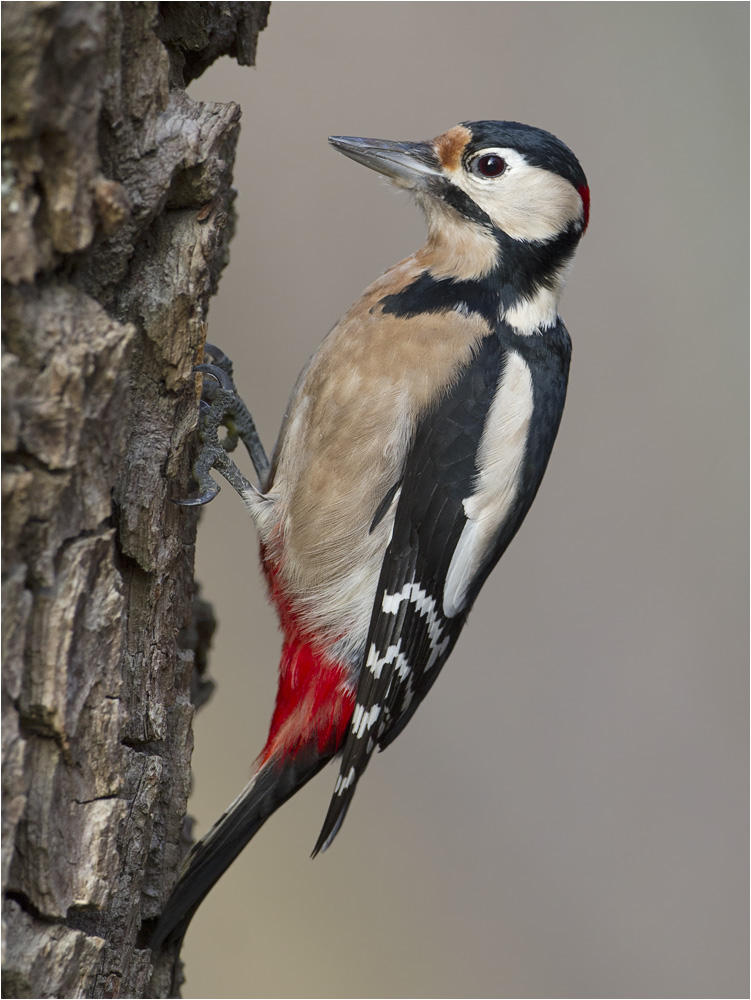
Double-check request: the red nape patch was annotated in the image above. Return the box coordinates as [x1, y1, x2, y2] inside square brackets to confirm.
[257, 547, 356, 767]
[578, 184, 590, 233]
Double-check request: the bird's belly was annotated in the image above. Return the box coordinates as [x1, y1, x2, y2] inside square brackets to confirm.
[261, 427, 405, 669]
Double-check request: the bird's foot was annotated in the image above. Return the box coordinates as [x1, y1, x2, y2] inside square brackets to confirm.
[175, 345, 269, 507]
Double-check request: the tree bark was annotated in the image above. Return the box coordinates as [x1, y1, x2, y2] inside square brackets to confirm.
[1, 3, 269, 996]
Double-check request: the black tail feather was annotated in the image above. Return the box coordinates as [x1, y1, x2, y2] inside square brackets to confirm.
[311, 742, 374, 858]
[151, 753, 328, 950]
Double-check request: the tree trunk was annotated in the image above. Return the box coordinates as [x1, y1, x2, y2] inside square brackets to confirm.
[1, 3, 269, 996]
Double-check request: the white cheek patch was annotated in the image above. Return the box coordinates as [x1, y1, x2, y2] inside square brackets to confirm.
[453, 148, 584, 243]
[443, 352, 534, 617]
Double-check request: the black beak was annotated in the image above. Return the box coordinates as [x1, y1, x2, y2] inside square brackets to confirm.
[328, 136, 441, 189]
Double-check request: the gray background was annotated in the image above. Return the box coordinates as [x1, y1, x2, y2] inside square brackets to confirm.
[185, 4, 748, 997]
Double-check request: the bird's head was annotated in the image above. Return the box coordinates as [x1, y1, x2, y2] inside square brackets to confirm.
[330, 122, 588, 321]
[329, 121, 588, 241]
[329, 121, 589, 332]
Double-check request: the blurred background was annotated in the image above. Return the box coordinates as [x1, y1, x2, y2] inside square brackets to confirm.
[186, 4, 748, 997]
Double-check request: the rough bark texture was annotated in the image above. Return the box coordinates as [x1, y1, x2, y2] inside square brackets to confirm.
[1, 3, 269, 996]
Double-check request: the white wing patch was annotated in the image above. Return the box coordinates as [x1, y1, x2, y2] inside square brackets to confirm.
[443, 351, 534, 617]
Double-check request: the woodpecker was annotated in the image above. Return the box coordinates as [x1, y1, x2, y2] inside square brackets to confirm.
[152, 121, 588, 948]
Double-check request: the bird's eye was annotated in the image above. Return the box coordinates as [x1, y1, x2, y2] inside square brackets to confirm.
[470, 154, 507, 178]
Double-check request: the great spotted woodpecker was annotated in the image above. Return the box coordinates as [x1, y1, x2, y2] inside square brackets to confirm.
[152, 121, 589, 948]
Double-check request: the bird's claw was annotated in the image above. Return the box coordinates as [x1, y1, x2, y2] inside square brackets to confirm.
[173, 482, 221, 507]
[203, 343, 233, 378]
[194, 362, 235, 393]
[174, 348, 257, 506]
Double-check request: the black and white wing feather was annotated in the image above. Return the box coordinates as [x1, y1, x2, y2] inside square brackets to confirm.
[313, 333, 508, 854]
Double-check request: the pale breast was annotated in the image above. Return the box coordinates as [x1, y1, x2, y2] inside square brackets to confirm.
[264, 255, 490, 663]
